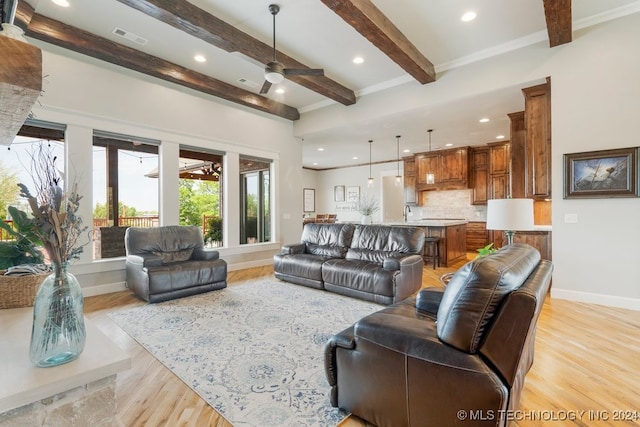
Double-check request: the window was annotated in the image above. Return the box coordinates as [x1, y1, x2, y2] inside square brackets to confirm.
[177, 148, 224, 247]
[240, 156, 271, 244]
[92, 133, 159, 259]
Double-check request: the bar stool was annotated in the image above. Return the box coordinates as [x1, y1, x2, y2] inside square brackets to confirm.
[423, 237, 440, 269]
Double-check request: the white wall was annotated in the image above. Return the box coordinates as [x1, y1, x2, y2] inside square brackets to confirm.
[297, 14, 640, 309]
[29, 46, 303, 295]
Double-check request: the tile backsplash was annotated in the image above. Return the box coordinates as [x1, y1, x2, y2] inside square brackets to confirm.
[410, 189, 487, 221]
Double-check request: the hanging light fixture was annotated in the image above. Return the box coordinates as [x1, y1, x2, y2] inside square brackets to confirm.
[367, 139, 374, 187]
[395, 135, 402, 185]
[426, 129, 435, 185]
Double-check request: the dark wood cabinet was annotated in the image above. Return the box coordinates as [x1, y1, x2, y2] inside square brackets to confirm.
[489, 173, 510, 199]
[466, 221, 489, 252]
[522, 79, 552, 199]
[490, 230, 552, 261]
[415, 147, 469, 191]
[403, 157, 418, 205]
[508, 111, 526, 198]
[470, 147, 489, 205]
[422, 223, 468, 267]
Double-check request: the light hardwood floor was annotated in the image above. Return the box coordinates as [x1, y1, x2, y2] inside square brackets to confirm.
[84, 259, 640, 427]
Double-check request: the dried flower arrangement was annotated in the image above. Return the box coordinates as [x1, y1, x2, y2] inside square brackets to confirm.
[18, 143, 89, 266]
[357, 193, 380, 216]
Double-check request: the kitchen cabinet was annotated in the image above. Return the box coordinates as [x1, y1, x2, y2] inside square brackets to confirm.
[423, 223, 468, 267]
[508, 111, 526, 198]
[415, 147, 469, 191]
[490, 230, 552, 261]
[466, 221, 489, 252]
[522, 78, 552, 199]
[403, 157, 418, 205]
[470, 147, 489, 205]
[489, 142, 510, 200]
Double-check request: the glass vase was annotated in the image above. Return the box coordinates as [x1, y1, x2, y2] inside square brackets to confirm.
[29, 262, 86, 367]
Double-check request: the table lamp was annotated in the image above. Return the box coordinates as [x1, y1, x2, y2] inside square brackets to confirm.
[486, 198, 534, 246]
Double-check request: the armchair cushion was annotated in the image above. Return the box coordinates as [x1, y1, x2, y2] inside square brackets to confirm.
[436, 243, 541, 353]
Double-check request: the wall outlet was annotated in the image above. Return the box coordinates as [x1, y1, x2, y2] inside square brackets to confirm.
[564, 213, 578, 223]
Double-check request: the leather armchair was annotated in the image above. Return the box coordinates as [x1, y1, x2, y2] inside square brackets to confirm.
[125, 225, 227, 303]
[325, 243, 553, 427]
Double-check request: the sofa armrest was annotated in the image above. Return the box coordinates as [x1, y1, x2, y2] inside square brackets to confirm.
[126, 254, 163, 268]
[324, 325, 355, 406]
[192, 247, 220, 261]
[383, 253, 422, 271]
[281, 243, 306, 255]
[416, 287, 444, 315]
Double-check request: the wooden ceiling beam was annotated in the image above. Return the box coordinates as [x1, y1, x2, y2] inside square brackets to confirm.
[321, 0, 435, 84]
[543, 0, 572, 47]
[115, 0, 356, 106]
[21, 13, 300, 120]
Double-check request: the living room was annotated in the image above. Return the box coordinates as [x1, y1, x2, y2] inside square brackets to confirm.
[1, 0, 640, 426]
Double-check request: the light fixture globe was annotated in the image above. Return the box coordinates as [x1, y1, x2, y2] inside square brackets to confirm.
[265, 61, 285, 84]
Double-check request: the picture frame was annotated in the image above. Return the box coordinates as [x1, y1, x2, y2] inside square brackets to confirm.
[564, 147, 639, 199]
[303, 188, 315, 212]
[334, 185, 345, 202]
[346, 186, 360, 202]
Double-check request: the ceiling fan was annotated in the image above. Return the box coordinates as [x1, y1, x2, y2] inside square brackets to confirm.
[260, 4, 324, 95]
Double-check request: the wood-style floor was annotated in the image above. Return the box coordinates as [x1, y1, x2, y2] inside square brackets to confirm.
[84, 258, 640, 427]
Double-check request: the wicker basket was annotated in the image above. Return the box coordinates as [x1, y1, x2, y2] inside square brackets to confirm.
[0, 270, 50, 309]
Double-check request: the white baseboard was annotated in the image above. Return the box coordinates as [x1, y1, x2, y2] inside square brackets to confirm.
[551, 288, 640, 311]
[228, 259, 273, 271]
[82, 281, 127, 298]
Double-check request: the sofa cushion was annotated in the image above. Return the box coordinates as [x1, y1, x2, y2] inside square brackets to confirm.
[346, 225, 424, 264]
[274, 253, 331, 282]
[154, 248, 194, 264]
[301, 223, 354, 258]
[436, 243, 541, 354]
[126, 225, 204, 256]
[322, 259, 396, 297]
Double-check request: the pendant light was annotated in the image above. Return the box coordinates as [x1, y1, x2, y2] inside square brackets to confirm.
[367, 139, 374, 187]
[395, 135, 402, 185]
[426, 129, 435, 185]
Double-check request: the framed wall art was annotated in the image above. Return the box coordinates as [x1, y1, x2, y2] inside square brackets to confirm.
[334, 185, 345, 202]
[346, 186, 360, 202]
[564, 147, 639, 199]
[303, 188, 315, 212]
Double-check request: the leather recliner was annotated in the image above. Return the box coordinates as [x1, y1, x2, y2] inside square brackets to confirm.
[325, 243, 553, 427]
[125, 225, 227, 303]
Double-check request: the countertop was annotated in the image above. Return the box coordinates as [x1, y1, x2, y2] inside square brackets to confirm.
[382, 219, 468, 227]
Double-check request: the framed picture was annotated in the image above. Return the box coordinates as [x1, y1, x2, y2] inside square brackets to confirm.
[303, 188, 315, 212]
[334, 185, 345, 202]
[346, 186, 360, 202]
[564, 147, 639, 199]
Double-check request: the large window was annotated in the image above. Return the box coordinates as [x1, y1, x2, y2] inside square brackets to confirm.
[92, 133, 159, 259]
[240, 156, 271, 244]
[177, 148, 224, 247]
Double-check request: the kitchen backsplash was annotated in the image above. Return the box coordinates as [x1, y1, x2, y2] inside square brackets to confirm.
[410, 189, 487, 221]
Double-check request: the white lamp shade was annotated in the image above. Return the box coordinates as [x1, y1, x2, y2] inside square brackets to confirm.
[486, 198, 534, 231]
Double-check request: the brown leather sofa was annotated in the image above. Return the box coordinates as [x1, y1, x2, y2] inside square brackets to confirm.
[325, 243, 553, 427]
[274, 223, 425, 305]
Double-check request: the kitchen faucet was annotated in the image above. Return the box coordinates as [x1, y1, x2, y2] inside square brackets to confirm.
[403, 204, 411, 222]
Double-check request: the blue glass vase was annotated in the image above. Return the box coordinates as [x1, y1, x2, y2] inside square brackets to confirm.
[29, 263, 86, 367]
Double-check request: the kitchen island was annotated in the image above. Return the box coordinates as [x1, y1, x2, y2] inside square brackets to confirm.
[383, 219, 468, 267]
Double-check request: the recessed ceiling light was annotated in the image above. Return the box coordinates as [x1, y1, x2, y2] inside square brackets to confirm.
[352, 56, 364, 64]
[317, 148, 324, 151]
[496, 134, 505, 139]
[275, 88, 285, 94]
[445, 143, 453, 147]
[52, 0, 70, 6]
[403, 149, 411, 153]
[194, 54, 206, 63]
[352, 156, 358, 160]
[479, 117, 490, 123]
[313, 162, 318, 166]
[461, 11, 477, 22]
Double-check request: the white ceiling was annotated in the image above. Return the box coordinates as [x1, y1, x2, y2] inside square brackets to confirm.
[26, 0, 640, 167]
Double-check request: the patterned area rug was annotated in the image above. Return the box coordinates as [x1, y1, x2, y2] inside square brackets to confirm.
[108, 277, 382, 426]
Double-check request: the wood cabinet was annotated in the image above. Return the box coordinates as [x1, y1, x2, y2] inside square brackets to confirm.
[423, 223, 468, 267]
[403, 157, 418, 205]
[466, 221, 489, 252]
[470, 147, 489, 205]
[490, 230, 552, 261]
[522, 79, 552, 199]
[508, 111, 526, 198]
[415, 147, 469, 191]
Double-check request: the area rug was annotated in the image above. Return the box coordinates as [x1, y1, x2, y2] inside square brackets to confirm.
[108, 277, 382, 426]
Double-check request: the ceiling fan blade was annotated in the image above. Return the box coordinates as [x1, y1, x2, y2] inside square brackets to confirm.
[284, 68, 325, 77]
[259, 80, 272, 94]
